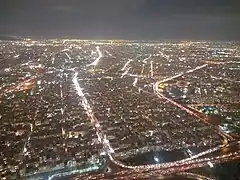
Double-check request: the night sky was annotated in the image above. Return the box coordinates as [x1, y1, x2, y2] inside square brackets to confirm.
[0, 0, 239, 40]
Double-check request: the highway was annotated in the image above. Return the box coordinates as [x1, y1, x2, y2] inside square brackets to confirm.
[87, 46, 103, 66]
[153, 81, 233, 141]
[158, 64, 208, 83]
[71, 47, 239, 177]
[151, 62, 234, 141]
[76, 149, 240, 180]
[73, 73, 238, 175]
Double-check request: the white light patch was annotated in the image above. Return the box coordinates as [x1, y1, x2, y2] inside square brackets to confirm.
[207, 161, 214, 168]
[87, 46, 103, 66]
[154, 156, 160, 163]
[133, 78, 138, 87]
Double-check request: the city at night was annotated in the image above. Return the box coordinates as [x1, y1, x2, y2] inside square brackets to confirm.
[0, 1, 239, 180]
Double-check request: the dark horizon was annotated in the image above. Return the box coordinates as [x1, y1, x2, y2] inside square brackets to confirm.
[0, 0, 240, 40]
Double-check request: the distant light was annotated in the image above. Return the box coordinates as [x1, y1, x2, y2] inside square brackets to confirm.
[100, 151, 106, 156]
[207, 161, 214, 168]
[23, 146, 27, 153]
[96, 123, 100, 128]
[149, 130, 153, 136]
[109, 147, 114, 153]
[182, 95, 187, 98]
[154, 156, 160, 163]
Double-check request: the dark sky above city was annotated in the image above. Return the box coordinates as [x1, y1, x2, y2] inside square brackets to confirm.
[0, 0, 239, 40]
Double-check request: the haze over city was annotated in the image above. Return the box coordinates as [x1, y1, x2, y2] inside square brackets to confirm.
[0, 1, 239, 180]
[0, 0, 240, 40]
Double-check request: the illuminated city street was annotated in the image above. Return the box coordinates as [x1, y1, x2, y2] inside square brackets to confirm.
[0, 39, 239, 179]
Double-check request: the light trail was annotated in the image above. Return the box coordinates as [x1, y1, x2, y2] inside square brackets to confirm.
[150, 61, 154, 78]
[133, 78, 138, 87]
[51, 57, 55, 64]
[60, 84, 63, 98]
[69, 62, 237, 174]
[70, 59, 240, 179]
[133, 150, 240, 171]
[160, 73, 184, 83]
[154, 82, 233, 141]
[185, 64, 208, 73]
[90, 50, 95, 56]
[87, 46, 103, 66]
[59, 82, 66, 140]
[30, 123, 33, 132]
[71, 71, 137, 169]
[22, 108, 38, 157]
[187, 105, 233, 141]
[14, 54, 20, 58]
[142, 54, 152, 64]
[100, 64, 235, 170]
[80, 149, 240, 178]
[121, 67, 130, 78]
[105, 50, 116, 58]
[65, 52, 71, 60]
[159, 64, 208, 83]
[60, 48, 70, 52]
[121, 58, 133, 71]
[154, 83, 205, 120]
[76, 147, 240, 180]
[179, 146, 221, 163]
[140, 64, 145, 76]
[107, 134, 238, 171]
[72, 70, 115, 157]
[128, 74, 142, 78]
